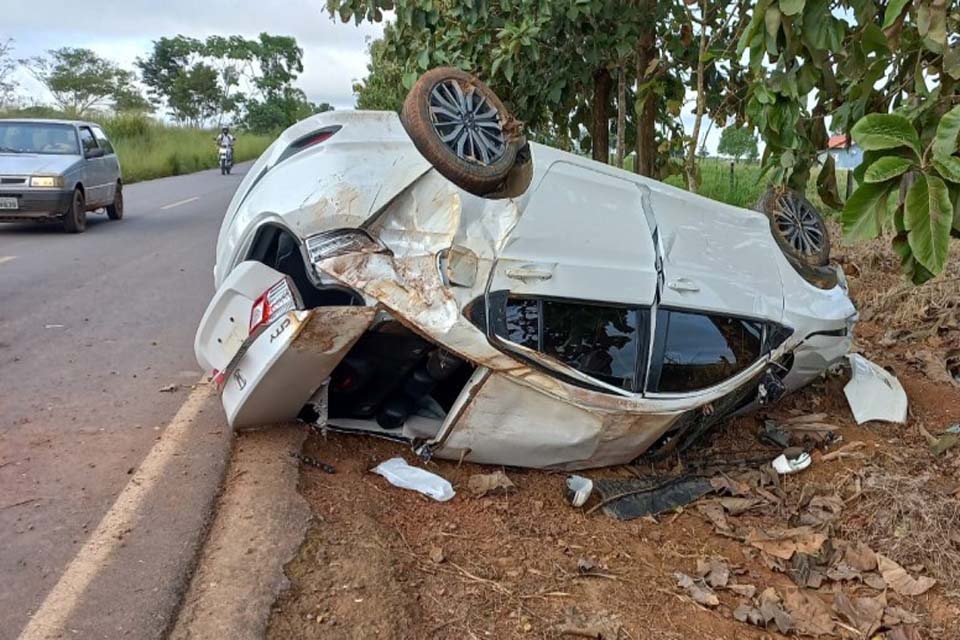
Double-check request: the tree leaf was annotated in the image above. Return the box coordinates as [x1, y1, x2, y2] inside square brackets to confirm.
[905, 175, 952, 274]
[765, 7, 782, 39]
[863, 156, 913, 183]
[933, 156, 960, 183]
[882, 0, 910, 30]
[851, 114, 921, 157]
[780, 0, 805, 16]
[843, 182, 893, 242]
[817, 154, 844, 208]
[933, 105, 960, 158]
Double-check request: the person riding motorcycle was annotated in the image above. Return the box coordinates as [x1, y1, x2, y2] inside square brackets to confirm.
[215, 126, 235, 173]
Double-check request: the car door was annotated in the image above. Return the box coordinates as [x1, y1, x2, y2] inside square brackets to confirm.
[91, 125, 120, 201]
[484, 161, 659, 394]
[77, 126, 107, 205]
[643, 186, 786, 397]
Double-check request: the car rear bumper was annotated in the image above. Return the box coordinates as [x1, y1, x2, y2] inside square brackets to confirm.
[0, 189, 72, 220]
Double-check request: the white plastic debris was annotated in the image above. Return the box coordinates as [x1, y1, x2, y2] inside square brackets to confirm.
[565, 475, 594, 507]
[772, 452, 812, 474]
[843, 354, 908, 424]
[372, 457, 455, 502]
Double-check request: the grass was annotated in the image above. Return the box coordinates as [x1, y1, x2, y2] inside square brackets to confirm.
[0, 109, 274, 184]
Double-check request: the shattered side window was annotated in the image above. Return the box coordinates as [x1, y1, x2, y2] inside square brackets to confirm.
[542, 302, 640, 390]
[504, 298, 539, 349]
[498, 296, 644, 391]
[650, 310, 763, 393]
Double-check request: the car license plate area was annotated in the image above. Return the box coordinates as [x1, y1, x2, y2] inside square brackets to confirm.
[0, 197, 19, 210]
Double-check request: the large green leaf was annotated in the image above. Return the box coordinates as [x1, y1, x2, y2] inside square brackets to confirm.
[933, 105, 960, 158]
[933, 155, 960, 183]
[905, 174, 953, 274]
[864, 156, 913, 183]
[780, 0, 805, 16]
[842, 181, 893, 242]
[882, 0, 910, 29]
[851, 114, 921, 157]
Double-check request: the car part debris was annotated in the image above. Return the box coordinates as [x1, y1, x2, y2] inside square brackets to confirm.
[371, 457, 455, 502]
[843, 353, 908, 424]
[772, 451, 811, 475]
[758, 419, 791, 448]
[565, 475, 593, 508]
[592, 476, 713, 521]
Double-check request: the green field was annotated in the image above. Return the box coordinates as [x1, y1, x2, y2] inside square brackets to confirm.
[1, 110, 274, 184]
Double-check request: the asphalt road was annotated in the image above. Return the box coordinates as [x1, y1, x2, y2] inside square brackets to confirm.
[0, 165, 250, 639]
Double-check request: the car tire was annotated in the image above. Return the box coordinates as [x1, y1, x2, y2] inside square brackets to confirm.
[757, 187, 831, 267]
[63, 189, 87, 233]
[106, 183, 123, 220]
[401, 67, 526, 197]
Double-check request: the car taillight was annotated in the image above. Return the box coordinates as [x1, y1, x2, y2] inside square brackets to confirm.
[249, 279, 296, 335]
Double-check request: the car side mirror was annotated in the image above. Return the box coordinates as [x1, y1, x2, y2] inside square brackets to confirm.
[85, 148, 105, 159]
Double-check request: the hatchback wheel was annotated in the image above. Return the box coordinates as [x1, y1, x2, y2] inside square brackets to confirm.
[758, 188, 831, 267]
[63, 189, 87, 233]
[106, 183, 124, 220]
[401, 67, 527, 197]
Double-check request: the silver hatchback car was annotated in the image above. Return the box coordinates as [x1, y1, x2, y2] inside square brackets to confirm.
[0, 119, 124, 233]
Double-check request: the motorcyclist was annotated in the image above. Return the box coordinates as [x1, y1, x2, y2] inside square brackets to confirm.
[215, 126, 235, 171]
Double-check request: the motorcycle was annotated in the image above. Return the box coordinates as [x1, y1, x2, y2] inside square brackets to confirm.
[218, 144, 234, 175]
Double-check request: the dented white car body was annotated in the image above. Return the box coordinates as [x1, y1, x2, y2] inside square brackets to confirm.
[195, 110, 857, 470]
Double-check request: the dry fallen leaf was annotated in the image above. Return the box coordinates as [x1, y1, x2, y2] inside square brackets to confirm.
[429, 545, 446, 564]
[675, 572, 719, 607]
[466, 470, 516, 497]
[733, 604, 764, 626]
[556, 607, 623, 639]
[758, 587, 793, 634]
[863, 572, 887, 591]
[696, 502, 730, 532]
[728, 584, 757, 599]
[833, 591, 885, 637]
[710, 475, 752, 497]
[695, 557, 730, 589]
[825, 561, 861, 582]
[719, 497, 761, 515]
[877, 555, 936, 596]
[783, 588, 835, 637]
[747, 526, 827, 560]
[884, 606, 921, 626]
[844, 541, 878, 572]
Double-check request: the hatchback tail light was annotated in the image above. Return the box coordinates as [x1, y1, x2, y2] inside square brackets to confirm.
[249, 278, 296, 335]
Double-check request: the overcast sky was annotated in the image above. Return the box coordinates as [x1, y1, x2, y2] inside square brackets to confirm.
[3, 0, 383, 110]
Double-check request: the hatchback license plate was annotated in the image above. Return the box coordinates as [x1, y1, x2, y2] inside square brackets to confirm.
[0, 197, 18, 210]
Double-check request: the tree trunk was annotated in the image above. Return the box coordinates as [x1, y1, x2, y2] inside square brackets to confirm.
[684, 14, 708, 193]
[616, 65, 626, 168]
[591, 68, 612, 164]
[634, 10, 657, 177]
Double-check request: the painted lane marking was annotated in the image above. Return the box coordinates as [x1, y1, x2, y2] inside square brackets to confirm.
[18, 382, 214, 640]
[0, 255, 16, 265]
[160, 196, 200, 210]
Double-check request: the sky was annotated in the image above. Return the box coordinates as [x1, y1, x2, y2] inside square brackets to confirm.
[3, 1, 730, 154]
[3, 0, 383, 110]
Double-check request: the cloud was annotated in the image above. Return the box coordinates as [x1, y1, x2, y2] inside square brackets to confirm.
[5, 0, 384, 108]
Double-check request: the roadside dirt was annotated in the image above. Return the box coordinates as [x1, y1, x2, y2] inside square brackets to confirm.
[267, 231, 960, 639]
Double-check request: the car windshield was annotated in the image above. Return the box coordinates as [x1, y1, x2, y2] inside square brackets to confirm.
[0, 122, 80, 155]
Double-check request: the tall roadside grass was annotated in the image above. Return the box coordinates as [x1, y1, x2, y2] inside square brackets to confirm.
[101, 114, 273, 183]
[0, 109, 274, 184]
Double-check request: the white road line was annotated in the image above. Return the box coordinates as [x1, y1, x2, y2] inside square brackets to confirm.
[0, 255, 15, 265]
[160, 196, 200, 210]
[18, 382, 214, 640]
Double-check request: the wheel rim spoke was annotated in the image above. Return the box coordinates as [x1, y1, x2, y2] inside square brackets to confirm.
[429, 78, 507, 165]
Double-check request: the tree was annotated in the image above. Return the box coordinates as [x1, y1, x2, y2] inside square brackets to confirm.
[354, 26, 407, 112]
[139, 33, 305, 127]
[0, 38, 18, 108]
[718, 125, 758, 162]
[20, 48, 129, 116]
[736, 0, 960, 283]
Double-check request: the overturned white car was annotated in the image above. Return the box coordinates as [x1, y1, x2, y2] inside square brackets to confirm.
[195, 68, 856, 470]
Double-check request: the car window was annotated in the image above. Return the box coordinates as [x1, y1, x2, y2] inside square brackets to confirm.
[91, 126, 114, 154]
[78, 127, 98, 154]
[499, 296, 646, 391]
[648, 310, 763, 393]
[0, 122, 80, 155]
